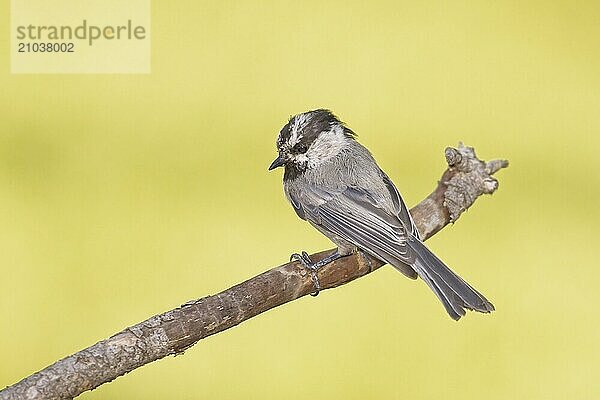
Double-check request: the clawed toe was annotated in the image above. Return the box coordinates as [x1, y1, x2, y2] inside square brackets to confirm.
[290, 251, 321, 296]
[289, 250, 346, 297]
[290, 252, 313, 265]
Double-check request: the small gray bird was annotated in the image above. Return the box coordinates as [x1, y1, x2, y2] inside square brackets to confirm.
[269, 109, 494, 320]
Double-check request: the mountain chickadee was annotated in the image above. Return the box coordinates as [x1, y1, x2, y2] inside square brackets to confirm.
[269, 109, 494, 320]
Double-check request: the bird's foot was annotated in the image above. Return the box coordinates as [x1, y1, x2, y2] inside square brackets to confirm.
[290, 251, 342, 297]
[290, 251, 321, 296]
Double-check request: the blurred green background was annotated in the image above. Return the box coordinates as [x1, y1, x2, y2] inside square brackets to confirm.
[1, 1, 599, 399]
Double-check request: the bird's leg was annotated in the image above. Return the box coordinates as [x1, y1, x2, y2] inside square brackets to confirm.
[290, 250, 343, 296]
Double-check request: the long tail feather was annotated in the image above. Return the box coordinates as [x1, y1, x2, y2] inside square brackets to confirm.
[407, 239, 494, 320]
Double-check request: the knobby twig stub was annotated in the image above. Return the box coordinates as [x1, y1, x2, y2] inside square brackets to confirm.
[0, 143, 508, 400]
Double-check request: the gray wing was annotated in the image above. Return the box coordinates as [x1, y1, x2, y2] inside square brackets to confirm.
[287, 176, 419, 279]
[286, 170, 495, 320]
[380, 171, 421, 239]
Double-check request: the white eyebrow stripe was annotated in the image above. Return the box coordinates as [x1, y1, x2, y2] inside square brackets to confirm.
[289, 114, 309, 147]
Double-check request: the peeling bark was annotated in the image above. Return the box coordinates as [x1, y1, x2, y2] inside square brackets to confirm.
[0, 143, 508, 400]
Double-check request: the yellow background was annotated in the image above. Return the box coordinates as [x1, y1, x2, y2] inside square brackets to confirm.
[1, 1, 598, 399]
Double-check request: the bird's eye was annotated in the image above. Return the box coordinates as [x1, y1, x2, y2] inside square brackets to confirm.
[294, 143, 309, 154]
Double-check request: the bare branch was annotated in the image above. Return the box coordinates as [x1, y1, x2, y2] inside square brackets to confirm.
[0, 143, 508, 400]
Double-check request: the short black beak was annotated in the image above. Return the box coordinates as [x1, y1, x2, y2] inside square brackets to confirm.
[268, 154, 285, 171]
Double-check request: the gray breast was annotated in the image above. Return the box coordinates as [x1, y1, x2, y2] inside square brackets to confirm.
[306, 143, 394, 208]
[284, 141, 397, 218]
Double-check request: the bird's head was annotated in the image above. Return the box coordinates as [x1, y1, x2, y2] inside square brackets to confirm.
[268, 109, 355, 175]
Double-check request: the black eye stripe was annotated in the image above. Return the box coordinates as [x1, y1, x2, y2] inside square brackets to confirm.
[293, 143, 309, 154]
